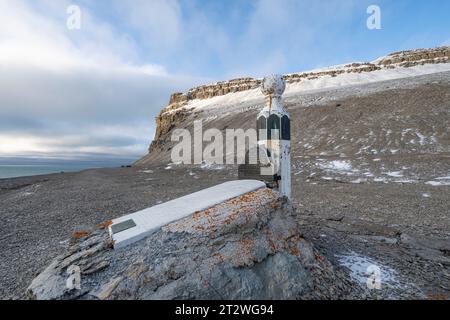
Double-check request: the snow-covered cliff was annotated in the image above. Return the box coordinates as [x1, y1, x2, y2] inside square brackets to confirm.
[136, 46, 450, 166]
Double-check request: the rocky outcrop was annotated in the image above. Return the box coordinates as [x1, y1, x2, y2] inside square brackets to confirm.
[27, 188, 358, 300]
[187, 77, 261, 101]
[158, 47, 449, 115]
[139, 46, 450, 163]
[377, 46, 450, 68]
[147, 108, 189, 153]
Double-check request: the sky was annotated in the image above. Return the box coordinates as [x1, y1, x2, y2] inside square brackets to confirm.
[0, 0, 449, 162]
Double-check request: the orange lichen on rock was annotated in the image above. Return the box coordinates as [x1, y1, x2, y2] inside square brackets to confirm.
[73, 231, 90, 239]
[263, 229, 278, 253]
[211, 252, 225, 263]
[240, 238, 254, 252]
[314, 252, 324, 262]
[290, 246, 300, 257]
[98, 220, 113, 229]
[192, 210, 210, 220]
[270, 200, 279, 209]
[164, 188, 279, 236]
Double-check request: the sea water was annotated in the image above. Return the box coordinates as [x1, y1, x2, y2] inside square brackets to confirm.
[0, 160, 134, 179]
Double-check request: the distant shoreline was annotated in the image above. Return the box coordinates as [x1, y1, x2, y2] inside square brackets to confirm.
[0, 165, 97, 180]
[0, 162, 134, 180]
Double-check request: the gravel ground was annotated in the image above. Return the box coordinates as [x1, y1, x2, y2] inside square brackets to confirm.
[0, 160, 449, 299]
[1, 72, 449, 300]
[0, 166, 235, 299]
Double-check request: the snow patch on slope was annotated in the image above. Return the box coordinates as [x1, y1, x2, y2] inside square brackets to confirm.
[285, 63, 450, 95]
[176, 63, 450, 116]
[426, 176, 450, 186]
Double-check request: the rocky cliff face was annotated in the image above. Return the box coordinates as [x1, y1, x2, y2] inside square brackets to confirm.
[139, 47, 450, 163]
[27, 188, 361, 300]
[376, 46, 450, 68]
[136, 46, 450, 166]
[164, 47, 449, 114]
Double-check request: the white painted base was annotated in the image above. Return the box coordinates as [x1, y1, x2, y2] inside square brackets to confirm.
[258, 139, 291, 199]
[109, 180, 266, 249]
[279, 140, 291, 200]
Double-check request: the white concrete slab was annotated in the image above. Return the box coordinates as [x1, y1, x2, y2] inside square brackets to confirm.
[109, 180, 266, 249]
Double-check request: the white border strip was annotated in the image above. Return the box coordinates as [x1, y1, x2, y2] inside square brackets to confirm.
[109, 180, 266, 249]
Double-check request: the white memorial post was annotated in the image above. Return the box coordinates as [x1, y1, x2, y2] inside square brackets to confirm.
[257, 75, 291, 199]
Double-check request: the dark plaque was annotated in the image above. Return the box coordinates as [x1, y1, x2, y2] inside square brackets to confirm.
[281, 115, 291, 140]
[111, 219, 137, 234]
[257, 116, 267, 140]
[267, 114, 281, 140]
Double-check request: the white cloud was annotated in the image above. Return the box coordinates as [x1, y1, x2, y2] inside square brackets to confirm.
[113, 0, 183, 53]
[81, 0, 360, 79]
[0, 0, 202, 159]
[2, 0, 441, 161]
[0, 0, 164, 74]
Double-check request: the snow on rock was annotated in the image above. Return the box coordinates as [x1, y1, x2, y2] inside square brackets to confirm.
[165, 62, 450, 119]
[159, 47, 450, 118]
[336, 251, 424, 299]
[136, 46, 450, 166]
[285, 63, 450, 97]
[319, 160, 352, 172]
[425, 178, 450, 186]
[386, 171, 404, 178]
[336, 251, 406, 294]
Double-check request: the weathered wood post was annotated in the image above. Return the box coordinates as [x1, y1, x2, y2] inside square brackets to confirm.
[257, 75, 291, 199]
